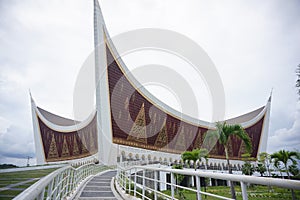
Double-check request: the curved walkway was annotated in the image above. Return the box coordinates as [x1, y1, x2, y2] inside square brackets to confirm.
[78, 170, 120, 200]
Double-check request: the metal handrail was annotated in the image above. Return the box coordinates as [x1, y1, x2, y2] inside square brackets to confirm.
[14, 163, 105, 200]
[117, 164, 300, 200]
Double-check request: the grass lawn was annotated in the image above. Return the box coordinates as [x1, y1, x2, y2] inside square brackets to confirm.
[0, 165, 113, 200]
[0, 168, 58, 200]
[162, 185, 300, 200]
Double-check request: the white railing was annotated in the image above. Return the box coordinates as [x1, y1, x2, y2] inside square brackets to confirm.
[117, 164, 300, 200]
[14, 163, 107, 200]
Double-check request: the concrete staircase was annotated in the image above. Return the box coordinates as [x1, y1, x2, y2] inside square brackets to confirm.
[78, 171, 119, 200]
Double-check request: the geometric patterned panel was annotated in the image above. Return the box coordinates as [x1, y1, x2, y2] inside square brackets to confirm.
[38, 114, 98, 162]
[106, 41, 265, 160]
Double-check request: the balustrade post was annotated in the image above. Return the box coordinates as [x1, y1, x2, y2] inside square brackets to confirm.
[129, 169, 131, 194]
[65, 169, 71, 196]
[123, 170, 126, 191]
[196, 176, 202, 200]
[241, 182, 248, 200]
[86, 165, 88, 176]
[53, 174, 60, 198]
[71, 169, 75, 194]
[116, 168, 119, 186]
[120, 170, 123, 190]
[37, 188, 45, 200]
[142, 169, 145, 200]
[61, 171, 66, 197]
[72, 170, 77, 191]
[134, 168, 137, 197]
[119, 170, 122, 189]
[154, 170, 158, 200]
[171, 172, 175, 199]
[118, 169, 121, 187]
[57, 173, 64, 199]
[46, 179, 54, 198]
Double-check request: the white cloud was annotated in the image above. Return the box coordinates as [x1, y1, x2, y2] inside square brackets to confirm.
[0, 125, 35, 160]
[268, 102, 300, 153]
[0, 0, 299, 165]
[0, 117, 11, 134]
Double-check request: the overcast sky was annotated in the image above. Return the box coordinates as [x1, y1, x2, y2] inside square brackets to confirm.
[0, 0, 299, 166]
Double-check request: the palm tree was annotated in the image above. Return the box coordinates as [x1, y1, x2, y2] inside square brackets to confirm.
[242, 162, 255, 175]
[206, 122, 252, 199]
[241, 153, 256, 176]
[258, 152, 272, 191]
[258, 152, 272, 177]
[271, 150, 300, 179]
[271, 150, 300, 200]
[182, 149, 200, 170]
[256, 163, 267, 177]
[181, 148, 209, 169]
[289, 164, 299, 177]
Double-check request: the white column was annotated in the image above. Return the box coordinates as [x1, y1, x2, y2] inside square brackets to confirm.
[94, 0, 116, 165]
[191, 176, 195, 187]
[159, 171, 167, 191]
[30, 94, 46, 165]
[227, 180, 231, 187]
[259, 96, 272, 153]
[154, 171, 158, 200]
[171, 172, 175, 199]
[241, 182, 248, 200]
[196, 176, 202, 200]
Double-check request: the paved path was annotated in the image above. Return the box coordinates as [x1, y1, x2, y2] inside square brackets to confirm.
[0, 164, 65, 173]
[0, 178, 39, 192]
[78, 171, 119, 200]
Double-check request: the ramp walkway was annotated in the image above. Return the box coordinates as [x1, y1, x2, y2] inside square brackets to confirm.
[77, 170, 120, 200]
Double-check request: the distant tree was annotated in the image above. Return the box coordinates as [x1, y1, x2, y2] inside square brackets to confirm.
[273, 162, 284, 178]
[242, 162, 255, 175]
[271, 150, 300, 200]
[289, 164, 299, 177]
[181, 148, 209, 170]
[242, 153, 255, 176]
[271, 150, 300, 179]
[257, 152, 272, 191]
[206, 122, 252, 199]
[258, 152, 272, 177]
[256, 163, 267, 176]
[182, 149, 200, 170]
[0, 164, 18, 169]
[296, 64, 300, 97]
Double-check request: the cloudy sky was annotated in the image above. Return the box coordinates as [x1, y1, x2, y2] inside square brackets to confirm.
[0, 0, 299, 166]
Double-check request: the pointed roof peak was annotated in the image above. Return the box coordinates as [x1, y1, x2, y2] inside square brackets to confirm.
[29, 89, 34, 102]
[29, 90, 37, 109]
[94, 0, 105, 25]
[268, 88, 273, 102]
[94, 0, 100, 9]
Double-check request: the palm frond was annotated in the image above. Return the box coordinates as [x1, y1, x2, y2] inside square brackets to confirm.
[215, 122, 252, 154]
[271, 150, 300, 168]
[203, 130, 220, 151]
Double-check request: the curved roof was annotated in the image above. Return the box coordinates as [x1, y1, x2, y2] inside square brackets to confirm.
[104, 30, 267, 128]
[226, 106, 265, 124]
[37, 107, 80, 126]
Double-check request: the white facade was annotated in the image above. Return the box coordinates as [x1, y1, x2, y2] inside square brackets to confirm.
[31, 0, 271, 166]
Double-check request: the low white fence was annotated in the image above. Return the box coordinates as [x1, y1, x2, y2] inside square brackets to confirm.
[117, 165, 300, 200]
[14, 163, 106, 200]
